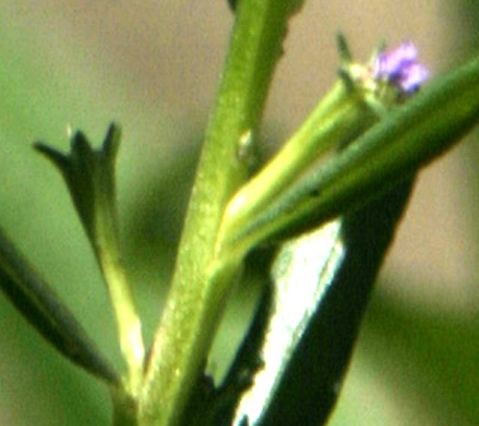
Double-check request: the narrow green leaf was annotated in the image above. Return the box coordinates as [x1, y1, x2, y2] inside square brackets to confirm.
[234, 55, 479, 252]
[0, 227, 119, 384]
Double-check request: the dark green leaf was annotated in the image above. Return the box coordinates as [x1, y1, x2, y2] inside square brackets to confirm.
[34, 123, 121, 249]
[0, 227, 119, 384]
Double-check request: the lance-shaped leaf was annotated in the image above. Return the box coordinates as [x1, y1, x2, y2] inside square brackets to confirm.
[219, 179, 414, 426]
[35, 124, 144, 395]
[0, 227, 119, 384]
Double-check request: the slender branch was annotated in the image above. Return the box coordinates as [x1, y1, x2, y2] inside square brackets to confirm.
[36, 125, 145, 396]
[139, 1, 304, 425]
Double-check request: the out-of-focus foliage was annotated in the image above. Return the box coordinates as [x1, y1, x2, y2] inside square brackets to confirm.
[331, 291, 479, 426]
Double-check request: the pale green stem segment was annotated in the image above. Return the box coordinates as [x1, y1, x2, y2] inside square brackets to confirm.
[225, 55, 479, 256]
[111, 387, 140, 426]
[216, 78, 378, 256]
[85, 128, 144, 397]
[87, 127, 145, 396]
[94, 208, 145, 397]
[139, 1, 305, 425]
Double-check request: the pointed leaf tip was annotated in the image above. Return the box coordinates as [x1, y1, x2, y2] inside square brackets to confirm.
[337, 32, 352, 64]
[33, 123, 122, 245]
[34, 142, 70, 171]
[102, 123, 121, 163]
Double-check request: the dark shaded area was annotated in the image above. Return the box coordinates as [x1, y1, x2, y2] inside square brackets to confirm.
[227, 0, 237, 12]
[258, 179, 415, 426]
[179, 246, 276, 426]
[211, 178, 415, 426]
[123, 140, 201, 287]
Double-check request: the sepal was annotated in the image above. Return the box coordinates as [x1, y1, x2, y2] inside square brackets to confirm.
[34, 123, 120, 252]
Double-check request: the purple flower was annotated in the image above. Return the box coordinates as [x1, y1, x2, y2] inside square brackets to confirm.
[374, 41, 428, 93]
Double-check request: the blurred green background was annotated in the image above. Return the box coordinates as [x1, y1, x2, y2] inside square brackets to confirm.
[0, 0, 478, 424]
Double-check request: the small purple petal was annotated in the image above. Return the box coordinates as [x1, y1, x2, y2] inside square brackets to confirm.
[373, 41, 428, 94]
[375, 41, 417, 77]
[398, 63, 429, 92]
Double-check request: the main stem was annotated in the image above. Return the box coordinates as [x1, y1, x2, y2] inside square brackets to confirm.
[139, 1, 304, 425]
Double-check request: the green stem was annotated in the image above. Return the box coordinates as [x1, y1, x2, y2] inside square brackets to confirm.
[95, 230, 144, 396]
[111, 387, 139, 426]
[139, 1, 304, 425]
[90, 126, 145, 396]
[217, 79, 377, 254]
